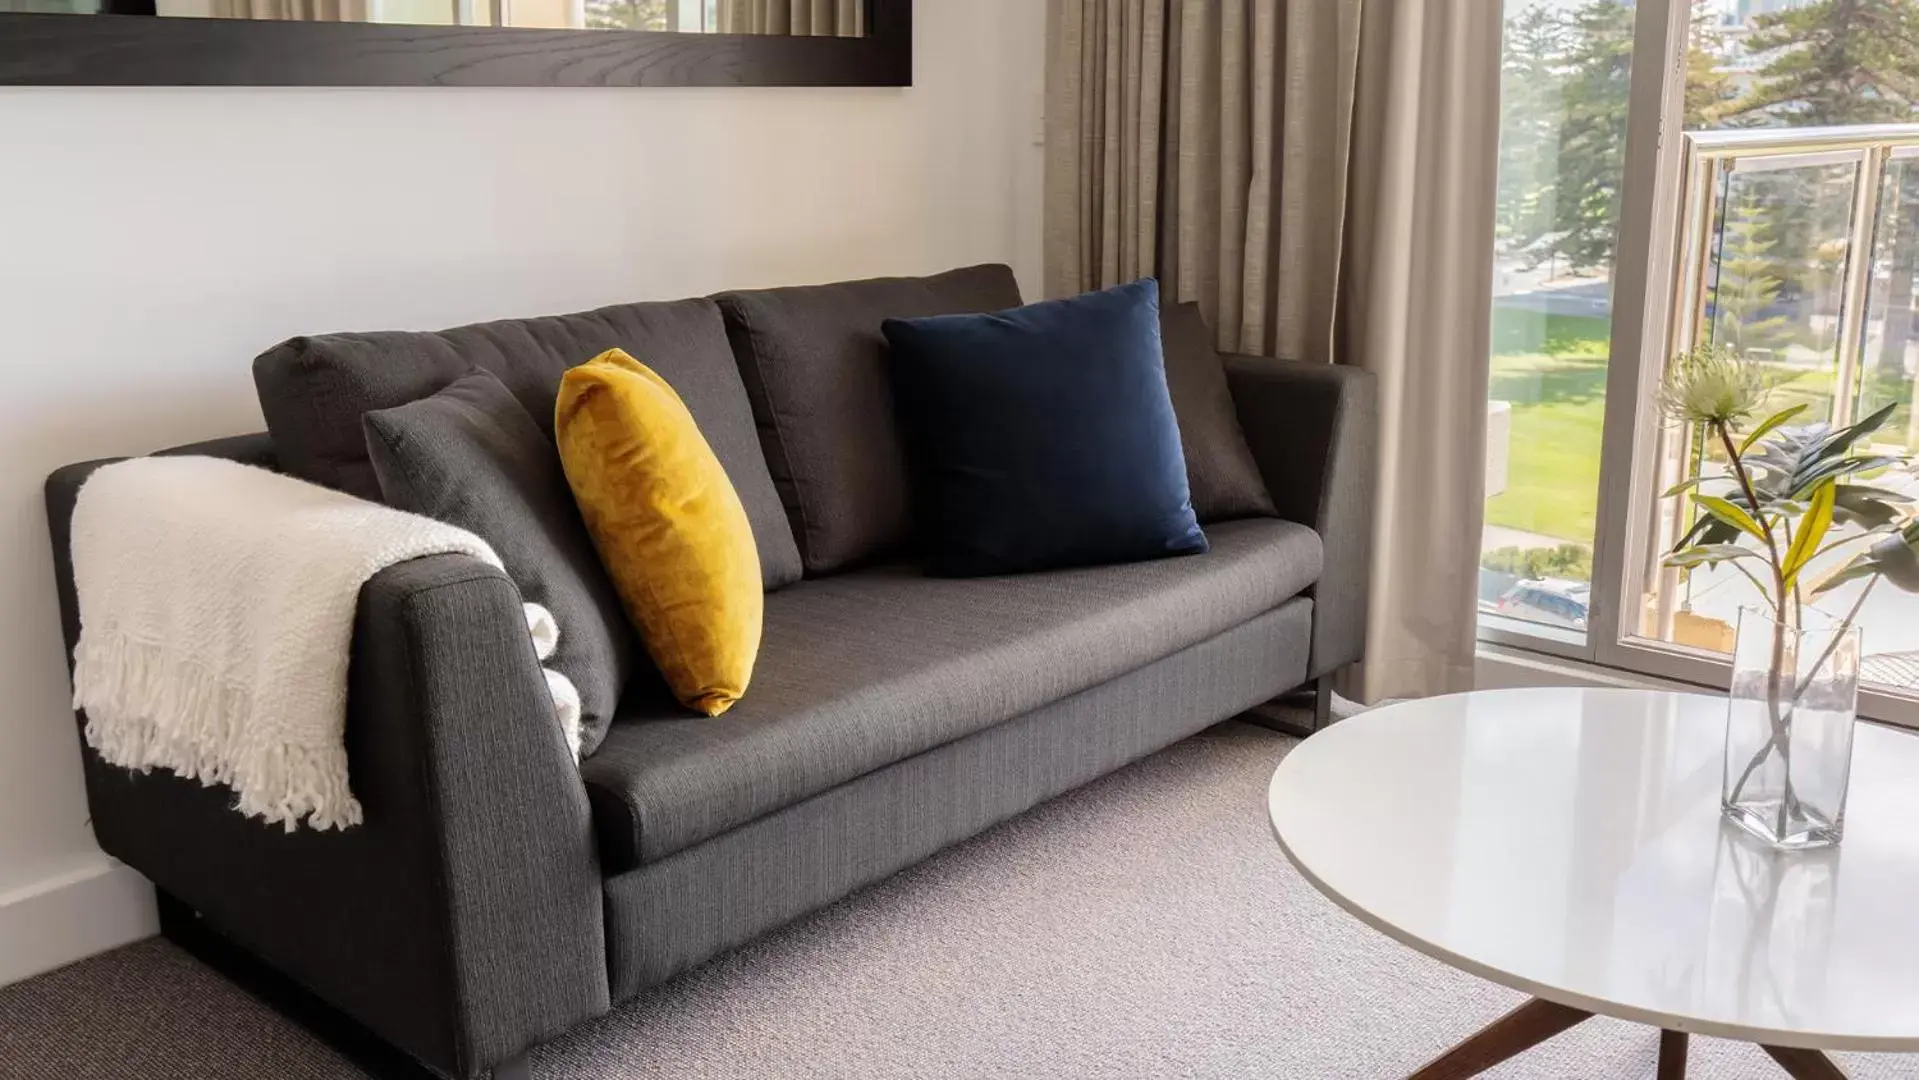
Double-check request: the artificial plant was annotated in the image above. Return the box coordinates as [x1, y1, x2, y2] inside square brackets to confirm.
[1660, 343, 1919, 818]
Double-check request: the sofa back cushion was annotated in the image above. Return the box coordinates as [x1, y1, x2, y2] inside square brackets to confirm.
[363, 369, 634, 757]
[253, 298, 803, 590]
[715, 264, 1023, 576]
[882, 279, 1208, 577]
[1158, 301, 1278, 523]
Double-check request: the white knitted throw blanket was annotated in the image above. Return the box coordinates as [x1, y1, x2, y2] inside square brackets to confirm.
[70, 456, 580, 831]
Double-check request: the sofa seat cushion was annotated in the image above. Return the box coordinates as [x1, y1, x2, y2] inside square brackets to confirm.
[253, 298, 804, 591]
[579, 517, 1322, 871]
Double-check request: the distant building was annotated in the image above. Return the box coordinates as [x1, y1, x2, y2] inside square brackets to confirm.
[1738, 0, 1812, 16]
[1720, 0, 1815, 81]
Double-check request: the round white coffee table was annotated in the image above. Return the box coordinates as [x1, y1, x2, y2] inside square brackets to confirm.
[1267, 687, 1919, 1079]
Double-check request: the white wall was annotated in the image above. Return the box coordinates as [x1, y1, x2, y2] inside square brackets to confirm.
[0, 0, 1046, 985]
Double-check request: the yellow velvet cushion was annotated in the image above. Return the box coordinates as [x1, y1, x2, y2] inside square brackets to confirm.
[555, 349, 762, 716]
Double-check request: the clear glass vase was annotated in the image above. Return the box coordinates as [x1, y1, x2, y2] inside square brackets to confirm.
[1723, 606, 1861, 850]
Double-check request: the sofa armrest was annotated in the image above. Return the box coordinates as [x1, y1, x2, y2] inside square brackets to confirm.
[45, 444, 606, 1079]
[1223, 355, 1377, 677]
[346, 554, 610, 1072]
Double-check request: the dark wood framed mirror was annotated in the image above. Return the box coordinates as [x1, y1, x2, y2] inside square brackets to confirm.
[0, 0, 908, 86]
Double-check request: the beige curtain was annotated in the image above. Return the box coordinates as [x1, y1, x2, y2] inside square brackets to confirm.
[717, 0, 864, 36]
[1044, 0, 1500, 703]
[1043, 0, 1165, 292]
[1339, 4, 1501, 701]
[207, 0, 364, 18]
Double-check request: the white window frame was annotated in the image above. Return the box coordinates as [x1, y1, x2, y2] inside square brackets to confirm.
[1477, 0, 1687, 671]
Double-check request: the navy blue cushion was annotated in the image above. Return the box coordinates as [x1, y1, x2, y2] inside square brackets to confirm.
[881, 279, 1208, 577]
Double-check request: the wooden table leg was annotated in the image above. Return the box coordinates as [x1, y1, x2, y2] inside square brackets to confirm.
[1761, 1045, 1851, 1080]
[1407, 998, 1593, 1079]
[1658, 1030, 1689, 1080]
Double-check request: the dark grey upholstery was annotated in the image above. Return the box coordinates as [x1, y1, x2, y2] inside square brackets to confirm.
[364, 370, 633, 756]
[254, 298, 804, 590]
[715, 264, 1024, 575]
[1226, 354, 1378, 677]
[1160, 302, 1277, 522]
[579, 517, 1321, 870]
[46, 442, 607, 1080]
[43, 270, 1375, 1080]
[602, 599, 1311, 997]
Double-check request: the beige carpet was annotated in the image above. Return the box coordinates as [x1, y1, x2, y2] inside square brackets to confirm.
[4, 720, 1916, 1080]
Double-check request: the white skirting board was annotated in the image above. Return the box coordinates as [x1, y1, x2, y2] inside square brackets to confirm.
[0, 854, 156, 988]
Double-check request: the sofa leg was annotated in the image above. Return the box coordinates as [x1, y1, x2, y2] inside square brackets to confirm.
[1312, 676, 1333, 731]
[1243, 675, 1334, 738]
[491, 1053, 533, 1080]
[156, 890, 462, 1080]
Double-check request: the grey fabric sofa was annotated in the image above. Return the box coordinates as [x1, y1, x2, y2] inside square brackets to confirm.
[42, 265, 1375, 1080]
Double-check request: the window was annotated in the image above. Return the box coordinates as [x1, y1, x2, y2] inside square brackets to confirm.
[1480, 0, 1636, 641]
[1482, 0, 1919, 726]
[1627, 129, 1919, 699]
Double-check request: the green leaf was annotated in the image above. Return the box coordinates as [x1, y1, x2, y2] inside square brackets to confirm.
[1809, 557, 1879, 596]
[1663, 543, 1762, 569]
[1782, 479, 1836, 585]
[1738, 403, 1808, 455]
[1829, 402, 1899, 454]
[1741, 407, 1905, 502]
[1811, 524, 1894, 562]
[1831, 484, 1910, 530]
[1799, 454, 1903, 489]
[1669, 513, 1743, 556]
[1752, 443, 1905, 502]
[1661, 476, 1706, 499]
[1669, 515, 1713, 556]
[1870, 523, 1919, 592]
[1745, 421, 1830, 480]
[1836, 483, 1913, 504]
[1809, 519, 1919, 596]
[1694, 493, 1769, 544]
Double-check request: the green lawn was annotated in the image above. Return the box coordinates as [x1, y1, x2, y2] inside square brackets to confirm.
[1486, 311, 1610, 544]
[1485, 308, 1849, 545]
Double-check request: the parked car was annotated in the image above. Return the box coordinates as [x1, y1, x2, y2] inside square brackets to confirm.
[1496, 577, 1590, 630]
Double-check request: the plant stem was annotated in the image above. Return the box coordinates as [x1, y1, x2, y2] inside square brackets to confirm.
[1715, 420, 1798, 833]
[1793, 573, 1875, 701]
[1714, 422, 1787, 614]
[1726, 559, 1779, 612]
[1726, 571, 1878, 811]
[1775, 721, 1796, 839]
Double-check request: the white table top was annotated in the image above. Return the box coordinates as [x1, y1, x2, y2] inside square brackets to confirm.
[1266, 688, 1919, 1051]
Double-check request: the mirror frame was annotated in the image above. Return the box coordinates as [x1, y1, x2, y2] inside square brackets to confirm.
[0, 0, 908, 86]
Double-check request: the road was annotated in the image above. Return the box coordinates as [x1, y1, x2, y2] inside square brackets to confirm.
[1493, 279, 1612, 320]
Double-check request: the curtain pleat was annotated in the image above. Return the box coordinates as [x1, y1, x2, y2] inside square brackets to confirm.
[1044, 0, 1501, 703]
[1168, 0, 1222, 324]
[1044, 0, 1162, 297]
[1054, 0, 1360, 353]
